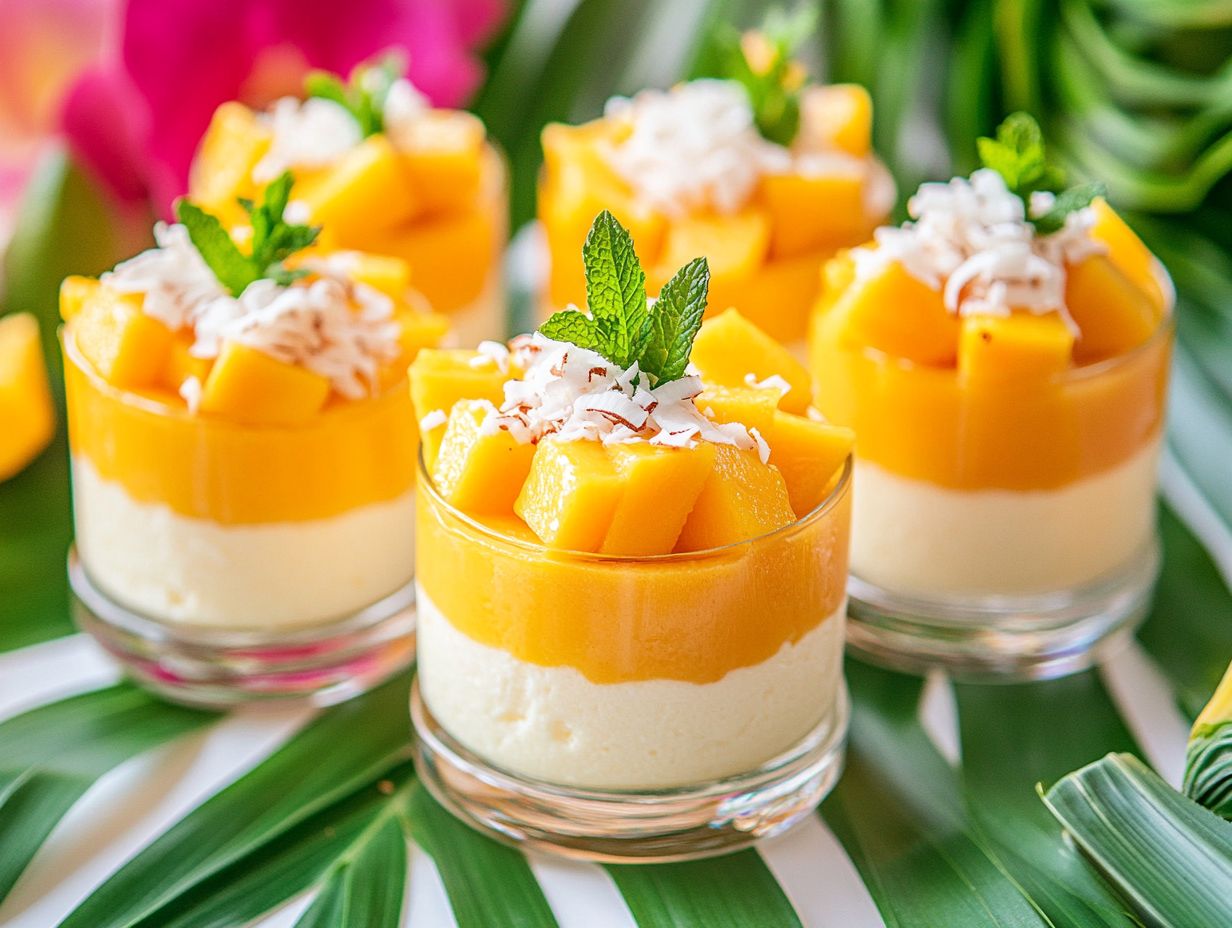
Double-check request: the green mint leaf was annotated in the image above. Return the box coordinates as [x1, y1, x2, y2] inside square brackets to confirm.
[303, 72, 351, 110]
[540, 309, 601, 351]
[175, 200, 257, 297]
[243, 171, 320, 274]
[642, 257, 710, 384]
[583, 211, 649, 368]
[304, 53, 406, 139]
[977, 112, 1066, 201]
[1032, 182, 1106, 235]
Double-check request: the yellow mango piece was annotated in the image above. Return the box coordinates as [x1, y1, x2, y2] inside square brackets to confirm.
[515, 438, 624, 551]
[401, 110, 485, 215]
[959, 312, 1075, 383]
[199, 341, 331, 426]
[760, 170, 869, 259]
[0, 313, 55, 481]
[1089, 198, 1167, 315]
[296, 135, 419, 240]
[767, 410, 853, 517]
[189, 102, 273, 222]
[697, 384, 782, 434]
[73, 290, 174, 388]
[373, 206, 497, 313]
[798, 84, 872, 157]
[347, 252, 413, 298]
[652, 209, 770, 288]
[408, 348, 507, 419]
[600, 442, 716, 556]
[675, 445, 795, 552]
[828, 259, 959, 366]
[691, 309, 812, 414]
[59, 275, 101, 322]
[432, 399, 536, 515]
[1065, 254, 1159, 365]
[708, 250, 825, 345]
[163, 332, 214, 393]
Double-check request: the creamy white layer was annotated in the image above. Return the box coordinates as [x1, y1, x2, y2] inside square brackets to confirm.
[850, 440, 1161, 598]
[417, 587, 846, 790]
[72, 457, 415, 628]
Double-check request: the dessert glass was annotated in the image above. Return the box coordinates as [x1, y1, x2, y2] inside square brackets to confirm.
[63, 332, 419, 706]
[810, 293, 1173, 680]
[411, 452, 852, 862]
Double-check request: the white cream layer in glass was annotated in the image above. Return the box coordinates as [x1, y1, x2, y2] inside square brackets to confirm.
[72, 457, 415, 628]
[417, 587, 846, 790]
[850, 439, 1161, 598]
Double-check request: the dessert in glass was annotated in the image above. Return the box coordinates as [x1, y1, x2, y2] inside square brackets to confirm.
[411, 212, 853, 861]
[189, 54, 507, 346]
[809, 115, 1173, 679]
[537, 17, 893, 354]
[61, 177, 445, 705]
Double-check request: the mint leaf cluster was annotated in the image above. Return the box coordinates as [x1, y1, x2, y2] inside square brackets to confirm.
[304, 52, 404, 138]
[977, 112, 1105, 235]
[540, 211, 710, 385]
[692, 7, 817, 147]
[175, 172, 321, 297]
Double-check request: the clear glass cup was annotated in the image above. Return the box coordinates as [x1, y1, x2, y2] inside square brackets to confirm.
[62, 332, 419, 707]
[810, 302, 1174, 680]
[411, 451, 853, 862]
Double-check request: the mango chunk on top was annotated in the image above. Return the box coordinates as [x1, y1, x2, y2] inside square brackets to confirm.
[189, 102, 273, 225]
[59, 275, 101, 322]
[400, 110, 486, 215]
[959, 312, 1075, 383]
[601, 442, 716, 556]
[697, 385, 782, 435]
[797, 84, 873, 158]
[1088, 199, 1168, 315]
[0, 313, 55, 482]
[1065, 254, 1159, 365]
[409, 348, 508, 469]
[675, 445, 795, 552]
[690, 309, 812, 414]
[73, 290, 174, 389]
[760, 170, 869, 260]
[516, 438, 625, 552]
[432, 400, 536, 515]
[652, 209, 770, 289]
[295, 135, 420, 241]
[199, 341, 331, 426]
[767, 411, 853, 518]
[163, 331, 214, 394]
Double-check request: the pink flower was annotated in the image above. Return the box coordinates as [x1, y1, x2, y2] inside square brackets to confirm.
[62, 0, 506, 214]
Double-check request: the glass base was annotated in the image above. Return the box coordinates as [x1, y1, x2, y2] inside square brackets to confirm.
[410, 678, 848, 863]
[845, 538, 1160, 681]
[68, 546, 417, 708]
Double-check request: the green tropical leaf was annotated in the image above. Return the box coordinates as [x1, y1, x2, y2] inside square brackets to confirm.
[0, 684, 215, 902]
[583, 211, 649, 368]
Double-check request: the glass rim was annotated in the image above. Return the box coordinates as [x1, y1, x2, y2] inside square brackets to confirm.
[417, 442, 853, 564]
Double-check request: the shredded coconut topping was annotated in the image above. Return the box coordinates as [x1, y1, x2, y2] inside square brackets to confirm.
[602, 80, 791, 215]
[419, 409, 448, 432]
[467, 332, 768, 462]
[103, 223, 227, 330]
[471, 340, 511, 373]
[745, 372, 792, 397]
[855, 168, 1104, 323]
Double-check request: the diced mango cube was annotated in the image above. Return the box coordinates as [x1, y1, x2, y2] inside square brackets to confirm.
[760, 170, 869, 259]
[798, 84, 872, 158]
[690, 309, 812, 414]
[395, 309, 450, 360]
[72, 290, 173, 388]
[828, 259, 960, 366]
[767, 410, 853, 517]
[515, 438, 624, 551]
[199, 342, 331, 426]
[59, 275, 101, 322]
[400, 110, 486, 215]
[675, 445, 795, 551]
[432, 399, 535, 514]
[348, 252, 412, 298]
[697, 385, 782, 434]
[163, 332, 214, 393]
[652, 209, 770, 289]
[1065, 254, 1159, 365]
[600, 442, 716, 556]
[295, 135, 419, 241]
[189, 102, 273, 223]
[959, 312, 1075, 383]
[409, 348, 507, 420]
[707, 250, 825, 345]
[1089, 198, 1168, 315]
[0, 313, 55, 481]
[371, 206, 497, 313]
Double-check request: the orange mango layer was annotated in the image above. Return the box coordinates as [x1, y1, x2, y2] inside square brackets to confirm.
[0, 313, 55, 481]
[417, 470, 851, 684]
[64, 333, 417, 524]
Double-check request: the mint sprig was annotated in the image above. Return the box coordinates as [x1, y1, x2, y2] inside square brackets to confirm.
[540, 211, 710, 386]
[304, 52, 404, 138]
[175, 172, 320, 297]
[977, 112, 1106, 235]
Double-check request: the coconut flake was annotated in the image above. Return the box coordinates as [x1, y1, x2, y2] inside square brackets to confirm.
[745, 372, 792, 398]
[253, 96, 363, 182]
[102, 223, 226, 330]
[419, 409, 448, 432]
[471, 340, 511, 373]
[749, 426, 771, 465]
[178, 375, 203, 413]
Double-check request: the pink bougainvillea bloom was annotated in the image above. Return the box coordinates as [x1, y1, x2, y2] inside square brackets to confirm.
[62, 0, 507, 215]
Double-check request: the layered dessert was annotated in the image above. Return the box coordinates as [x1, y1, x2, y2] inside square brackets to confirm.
[413, 211, 852, 789]
[189, 54, 506, 346]
[62, 177, 443, 627]
[810, 115, 1172, 599]
[538, 17, 893, 351]
[0, 312, 55, 481]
